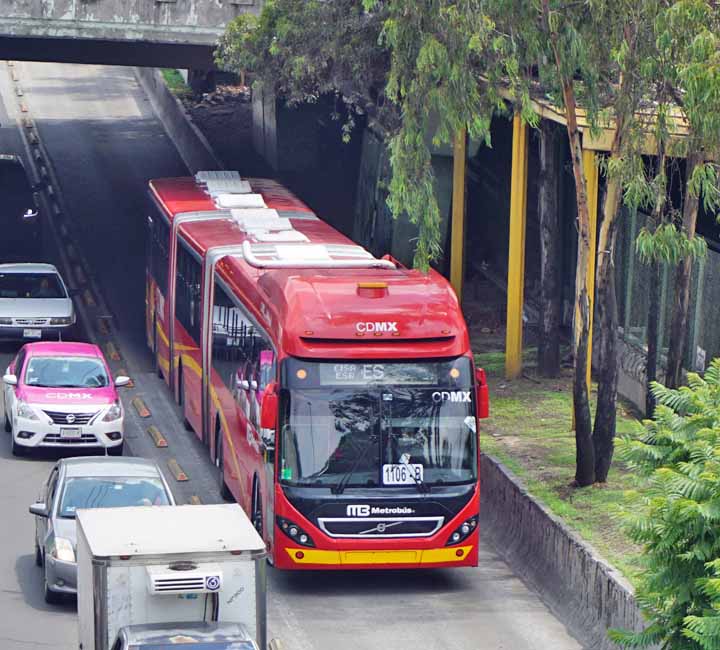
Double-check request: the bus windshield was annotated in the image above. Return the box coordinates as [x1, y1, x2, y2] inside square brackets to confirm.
[279, 358, 477, 489]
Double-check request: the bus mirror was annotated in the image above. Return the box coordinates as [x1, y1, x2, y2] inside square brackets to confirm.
[475, 368, 489, 419]
[250, 380, 258, 391]
[237, 378, 250, 391]
[260, 382, 278, 430]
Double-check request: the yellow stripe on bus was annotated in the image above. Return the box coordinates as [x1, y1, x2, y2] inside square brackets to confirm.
[284, 546, 472, 565]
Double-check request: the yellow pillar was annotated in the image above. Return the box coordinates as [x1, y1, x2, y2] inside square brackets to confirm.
[450, 129, 467, 300]
[505, 114, 529, 379]
[582, 149, 599, 390]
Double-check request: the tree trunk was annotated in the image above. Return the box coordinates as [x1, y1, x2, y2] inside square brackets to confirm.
[538, 121, 562, 377]
[645, 260, 660, 417]
[665, 152, 702, 388]
[592, 168, 623, 481]
[544, 0, 593, 485]
[561, 86, 594, 486]
[645, 150, 667, 418]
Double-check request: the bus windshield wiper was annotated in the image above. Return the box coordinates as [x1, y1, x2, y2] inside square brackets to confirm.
[331, 435, 377, 495]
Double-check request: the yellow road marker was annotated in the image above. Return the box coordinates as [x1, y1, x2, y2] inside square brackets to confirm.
[147, 426, 168, 448]
[105, 341, 121, 361]
[167, 459, 188, 482]
[116, 368, 133, 387]
[82, 288, 96, 307]
[131, 397, 151, 418]
[190, 495, 202, 505]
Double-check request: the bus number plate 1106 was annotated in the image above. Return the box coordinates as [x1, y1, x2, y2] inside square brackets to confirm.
[382, 463, 424, 485]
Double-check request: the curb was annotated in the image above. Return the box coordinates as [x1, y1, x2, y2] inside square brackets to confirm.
[480, 454, 647, 650]
[132, 67, 222, 174]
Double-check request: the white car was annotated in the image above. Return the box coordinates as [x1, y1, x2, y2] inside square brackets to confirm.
[3, 342, 129, 456]
[0, 263, 75, 341]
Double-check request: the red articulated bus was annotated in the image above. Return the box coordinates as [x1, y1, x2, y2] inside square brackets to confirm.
[145, 171, 489, 570]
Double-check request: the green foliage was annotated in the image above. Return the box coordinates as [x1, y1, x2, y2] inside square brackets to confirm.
[636, 223, 707, 266]
[612, 359, 720, 649]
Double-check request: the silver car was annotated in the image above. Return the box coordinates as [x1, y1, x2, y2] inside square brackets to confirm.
[0, 263, 75, 341]
[111, 622, 258, 650]
[29, 456, 176, 604]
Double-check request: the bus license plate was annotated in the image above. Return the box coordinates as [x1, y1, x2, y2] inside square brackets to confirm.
[23, 329, 42, 339]
[60, 428, 81, 439]
[382, 463, 424, 485]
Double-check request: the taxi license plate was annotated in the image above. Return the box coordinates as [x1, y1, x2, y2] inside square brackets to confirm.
[60, 428, 81, 439]
[23, 329, 42, 339]
[382, 463, 424, 485]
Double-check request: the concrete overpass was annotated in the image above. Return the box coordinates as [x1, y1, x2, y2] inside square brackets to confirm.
[0, 0, 264, 68]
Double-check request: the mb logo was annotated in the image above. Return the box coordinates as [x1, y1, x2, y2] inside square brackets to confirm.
[205, 575, 221, 591]
[346, 504, 370, 517]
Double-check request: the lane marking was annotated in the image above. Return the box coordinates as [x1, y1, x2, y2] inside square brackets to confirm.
[147, 425, 168, 448]
[167, 459, 188, 482]
[131, 397, 151, 418]
[73, 265, 86, 285]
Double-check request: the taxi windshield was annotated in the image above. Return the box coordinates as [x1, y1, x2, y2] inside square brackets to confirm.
[24, 356, 109, 388]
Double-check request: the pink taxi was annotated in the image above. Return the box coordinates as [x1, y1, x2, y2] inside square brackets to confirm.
[2, 342, 129, 456]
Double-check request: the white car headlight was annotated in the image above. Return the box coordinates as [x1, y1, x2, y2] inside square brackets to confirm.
[16, 400, 39, 421]
[52, 537, 75, 563]
[102, 401, 122, 422]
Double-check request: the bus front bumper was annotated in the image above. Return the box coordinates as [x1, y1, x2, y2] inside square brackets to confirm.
[276, 544, 476, 570]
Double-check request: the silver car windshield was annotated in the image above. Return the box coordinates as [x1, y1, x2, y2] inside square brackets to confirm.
[0, 272, 66, 299]
[25, 356, 109, 388]
[58, 477, 170, 518]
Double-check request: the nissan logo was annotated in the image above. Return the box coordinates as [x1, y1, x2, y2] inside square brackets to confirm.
[65, 414, 76, 424]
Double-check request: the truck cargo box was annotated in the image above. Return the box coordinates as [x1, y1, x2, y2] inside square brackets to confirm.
[76, 504, 267, 650]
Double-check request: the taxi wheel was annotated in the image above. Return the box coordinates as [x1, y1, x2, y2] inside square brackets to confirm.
[11, 437, 26, 457]
[108, 443, 124, 457]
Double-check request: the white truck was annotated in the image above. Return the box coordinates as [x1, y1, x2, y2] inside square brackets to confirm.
[76, 503, 271, 650]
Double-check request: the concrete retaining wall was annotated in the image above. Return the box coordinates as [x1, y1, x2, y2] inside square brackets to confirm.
[481, 454, 648, 649]
[133, 67, 222, 174]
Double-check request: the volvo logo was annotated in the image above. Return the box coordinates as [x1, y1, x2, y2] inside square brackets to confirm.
[376, 523, 387, 533]
[65, 414, 76, 424]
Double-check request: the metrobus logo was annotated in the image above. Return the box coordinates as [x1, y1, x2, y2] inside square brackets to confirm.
[355, 321, 398, 333]
[346, 505, 416, 516]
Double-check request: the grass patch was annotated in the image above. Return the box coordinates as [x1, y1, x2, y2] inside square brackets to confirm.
[161, 68, 193, 99]
[476, 348, 646, 584]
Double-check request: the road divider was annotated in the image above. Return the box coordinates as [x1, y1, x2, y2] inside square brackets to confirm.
[167, 459, 188, 482]
[131, 397, 151, 418]
[104, 341, 121, 361]
[147, 425, 168, 448]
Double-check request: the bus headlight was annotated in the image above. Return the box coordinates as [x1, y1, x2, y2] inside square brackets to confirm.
[49, 317, 73, 325]
[445, 515, 478, 546]
[277, 517, 315, 547]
